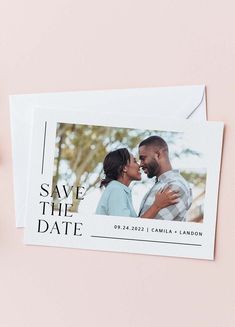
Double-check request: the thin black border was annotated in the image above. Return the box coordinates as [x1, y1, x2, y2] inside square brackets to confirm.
[91, 235, 202, 247]
[41, 121, 47, 175]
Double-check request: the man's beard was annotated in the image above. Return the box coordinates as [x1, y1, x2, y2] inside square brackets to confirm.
[146, 159, 159, 178]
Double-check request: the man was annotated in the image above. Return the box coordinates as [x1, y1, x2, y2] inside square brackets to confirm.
[138, 136, 192, 221]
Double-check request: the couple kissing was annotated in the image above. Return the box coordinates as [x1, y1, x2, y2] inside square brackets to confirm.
[96, 136, 192, 221]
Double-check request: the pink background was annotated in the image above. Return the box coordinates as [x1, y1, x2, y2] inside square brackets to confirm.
[0, 1, 234, 326]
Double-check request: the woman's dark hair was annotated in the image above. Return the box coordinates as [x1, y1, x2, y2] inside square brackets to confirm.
[100, 148, 130, 188]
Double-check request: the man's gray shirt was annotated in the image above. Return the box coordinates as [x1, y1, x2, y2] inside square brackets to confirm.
[139, 170, 192, 221]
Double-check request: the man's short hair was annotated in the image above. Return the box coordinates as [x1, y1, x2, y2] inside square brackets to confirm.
[139, 136, 168, 150]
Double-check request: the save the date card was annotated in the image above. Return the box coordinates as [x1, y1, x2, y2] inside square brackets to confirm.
[24, 107, 224, 260]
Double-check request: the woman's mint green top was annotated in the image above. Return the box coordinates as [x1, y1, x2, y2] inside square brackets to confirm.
[95, 180, 137, 217]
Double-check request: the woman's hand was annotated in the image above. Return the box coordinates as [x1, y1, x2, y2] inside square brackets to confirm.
[140, 186, 180, 219]
[153, 186, 180, 210]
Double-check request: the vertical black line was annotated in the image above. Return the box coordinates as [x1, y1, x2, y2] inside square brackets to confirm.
[41, 121, 47, 175]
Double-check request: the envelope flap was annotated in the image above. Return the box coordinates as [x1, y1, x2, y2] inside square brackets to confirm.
[10, 85, 206, 120]
[179, 85, 206, 119]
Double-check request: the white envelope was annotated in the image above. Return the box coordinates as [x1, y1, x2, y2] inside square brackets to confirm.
[10, 85, 207, 227]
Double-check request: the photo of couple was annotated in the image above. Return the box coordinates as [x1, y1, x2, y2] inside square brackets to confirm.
[96, 136, 192, 221]
[53, 123, 207, 223]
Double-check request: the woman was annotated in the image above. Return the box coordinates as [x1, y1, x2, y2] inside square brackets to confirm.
[95, 148, 179, 218]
